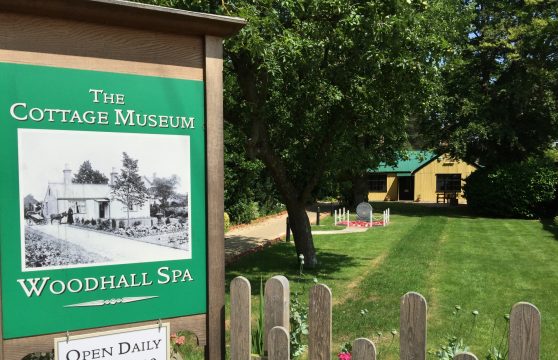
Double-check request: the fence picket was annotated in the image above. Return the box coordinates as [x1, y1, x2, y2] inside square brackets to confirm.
[264, 276, 290, 352]
[269, 326, 290, 360]
[509, 302, 541, 360]
[229, 276, 543, 360]
[400, 292, 427, 360]
[309, 284, 332, 360]
[231, 276, 251, 360]
[453, 352, 478, 360]
[352, 338, 376, 360]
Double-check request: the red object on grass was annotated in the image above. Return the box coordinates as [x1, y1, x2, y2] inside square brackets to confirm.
[338, 220, 384, 227]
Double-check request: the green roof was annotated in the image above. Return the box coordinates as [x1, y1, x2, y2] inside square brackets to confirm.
[369, 151, 437, 174]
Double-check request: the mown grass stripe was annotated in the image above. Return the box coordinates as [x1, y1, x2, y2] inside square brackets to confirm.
[332, 215, 448, 352]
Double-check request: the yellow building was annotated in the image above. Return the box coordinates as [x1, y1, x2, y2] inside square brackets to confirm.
[367, 151, 478, 204]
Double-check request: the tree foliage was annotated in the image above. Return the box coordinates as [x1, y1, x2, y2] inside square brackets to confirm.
[422, 0, 558, 166]
[72, 160, 109, 184]
[223, 0, 469, 266]
[464, 158, 558, 218]
[136, 0, 468, 267]
[110, 152, 149, 226]
[224, 122, 283, 224]
[152, 175, 179, 209]
[23, 194, 39, 211]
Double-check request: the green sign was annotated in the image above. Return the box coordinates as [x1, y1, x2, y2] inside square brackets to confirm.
[0, 63, 207, 339]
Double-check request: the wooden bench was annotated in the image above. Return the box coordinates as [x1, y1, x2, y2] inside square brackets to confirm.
[437, 192, 458, 204]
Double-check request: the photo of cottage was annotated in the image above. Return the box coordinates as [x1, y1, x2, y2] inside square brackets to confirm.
[43, 165, 151, 225]
[18, 129, 192, 271]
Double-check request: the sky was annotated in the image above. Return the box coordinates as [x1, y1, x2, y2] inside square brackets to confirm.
[18, 129, 190, 200]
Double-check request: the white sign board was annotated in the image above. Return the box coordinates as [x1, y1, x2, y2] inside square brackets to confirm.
[55, 323, 170, 360]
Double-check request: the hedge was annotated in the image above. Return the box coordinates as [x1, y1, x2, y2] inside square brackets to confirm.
[464, 158, 558, 218]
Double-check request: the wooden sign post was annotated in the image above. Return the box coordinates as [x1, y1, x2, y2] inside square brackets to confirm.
[0, 1, 244, 359]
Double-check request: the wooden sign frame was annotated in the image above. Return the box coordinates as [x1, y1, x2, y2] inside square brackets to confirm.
[0, 1, 244, 359]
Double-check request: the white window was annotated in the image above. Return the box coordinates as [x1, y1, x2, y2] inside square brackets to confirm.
[69, 201, 86, 214]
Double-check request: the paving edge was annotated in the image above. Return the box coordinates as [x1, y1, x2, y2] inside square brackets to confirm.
[225, 234, 286, 265]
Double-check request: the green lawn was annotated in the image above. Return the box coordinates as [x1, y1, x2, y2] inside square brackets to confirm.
[226, 203, 558, 360]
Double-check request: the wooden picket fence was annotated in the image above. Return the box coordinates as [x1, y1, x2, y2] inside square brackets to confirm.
[230, 276, 541, 360]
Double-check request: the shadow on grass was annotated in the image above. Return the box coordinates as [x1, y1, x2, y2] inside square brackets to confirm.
[541, 218, 558, 241]
[226, 242, 357, 295]
[367, 202, 478, 219]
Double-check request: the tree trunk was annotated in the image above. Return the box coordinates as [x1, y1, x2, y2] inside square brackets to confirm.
[285, 200, 318, 269]
[351, 173, 369, 207]
[233, 65, 319, 268]
[127, 207, 130, 228]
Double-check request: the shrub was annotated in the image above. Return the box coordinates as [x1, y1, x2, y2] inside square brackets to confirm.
[111, 219, 117, 229]
[97, 219, 110, 231]
[174, 208, 188, 217]
[22, 352, 53, 360]
[224, 212, 231, 232]
[228, 198, 259, 224]
[84, 220, 90, 225]
[133, 220, 142, 227]
[165, 217, 171, 225]
[91, 219, 97, 226]
[118, 220, 126, 229]
[464, 157, 558, 218]
[290, 292, 308, 358]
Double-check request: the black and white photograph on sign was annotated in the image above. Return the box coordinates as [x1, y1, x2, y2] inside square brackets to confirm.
[18, 129, 191, 271]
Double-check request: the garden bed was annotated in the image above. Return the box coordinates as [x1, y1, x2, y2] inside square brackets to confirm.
[71, 221, 189, 250]
[25, 226, 108, 268]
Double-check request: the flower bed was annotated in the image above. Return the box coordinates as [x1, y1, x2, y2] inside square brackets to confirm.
[117, 229, 189, 250]
[336, 220, 384, 227]
[25, 226, 109, 268]
[72, 222, 189, 250]
[112, 223, 186, 237]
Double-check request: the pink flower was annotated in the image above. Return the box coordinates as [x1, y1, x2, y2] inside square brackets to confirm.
[176, 336, 186, 345]
[170, 333, 177, 342]
[338, 352, 351, 360]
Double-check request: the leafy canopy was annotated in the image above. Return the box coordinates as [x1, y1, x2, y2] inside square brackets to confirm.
[135, 0, 470, 266]
[422, 0, 558, 166]
[72, 160, 109, 184]
[152, 175, 180, 208]
[110, 152, 149, 211]
[224, 0, 467, 195]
